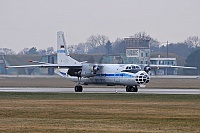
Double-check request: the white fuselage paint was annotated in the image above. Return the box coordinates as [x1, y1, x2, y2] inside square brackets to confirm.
[56, 64, 150, 86]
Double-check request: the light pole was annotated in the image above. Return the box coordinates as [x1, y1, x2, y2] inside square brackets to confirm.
[167, 41, 168, 58]
[160, 41, 169, 75]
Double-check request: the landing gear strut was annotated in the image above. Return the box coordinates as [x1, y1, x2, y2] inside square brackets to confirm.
[74, 76, 83, 92]
[126, 86, 138, 92]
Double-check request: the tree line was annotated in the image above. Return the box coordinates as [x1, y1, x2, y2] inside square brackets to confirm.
[0, 32, 199, 74]
[0, 32, 199, 57]
[0, 47, 55, 55]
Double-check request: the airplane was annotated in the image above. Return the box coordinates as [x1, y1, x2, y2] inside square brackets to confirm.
[6, 31, 197, 92]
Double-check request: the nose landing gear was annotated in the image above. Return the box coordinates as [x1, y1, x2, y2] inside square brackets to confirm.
[126, 86, 138, 92]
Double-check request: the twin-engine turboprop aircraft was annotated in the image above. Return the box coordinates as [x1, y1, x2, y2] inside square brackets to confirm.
[6, 31, 197, 92]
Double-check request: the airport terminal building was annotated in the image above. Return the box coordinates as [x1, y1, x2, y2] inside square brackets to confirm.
[150, 57, 177, 75]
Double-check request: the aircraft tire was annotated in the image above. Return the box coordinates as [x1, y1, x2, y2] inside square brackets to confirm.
[75, 86, 79, 92]
[126, 86, 138, 92]
[130, 87, 135, 92]
[131, 86, 138, 92]
[75, 85, 83, 92]
[134, 86, 138, 92]
[126, 86, 131, 92]
[78, 86, 83, 92]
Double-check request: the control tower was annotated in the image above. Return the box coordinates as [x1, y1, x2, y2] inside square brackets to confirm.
[124, 35, 150, 64]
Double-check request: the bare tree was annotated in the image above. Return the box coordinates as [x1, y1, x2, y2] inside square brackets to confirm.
[105, 41, 112, 55]
[185, 36, 200, 48]
[68, 45, 77, 54]
[112, 38, 125, 54]
[133, 32, 151, 40]
[18, 48, 29, 55]
[150, 38, 159, 47]
[75, 43, 88, 54]
[46, 47, 54, 55]
[0, 48, 16, 55]
[28, 47, 37, 55]
[38, 49, 47, 55]
[86, 34, 109, 54]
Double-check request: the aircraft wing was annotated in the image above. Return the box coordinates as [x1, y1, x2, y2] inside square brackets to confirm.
[150, 65, 197, 69]
[6, 64, 82, 69]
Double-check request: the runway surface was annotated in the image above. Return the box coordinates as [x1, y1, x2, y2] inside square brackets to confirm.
[0, 87, 199, 94]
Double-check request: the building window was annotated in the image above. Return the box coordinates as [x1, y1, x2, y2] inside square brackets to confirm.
[159, 61, 164, 65]
[146, 53, 148, 57]
[141, 53, 143, 57]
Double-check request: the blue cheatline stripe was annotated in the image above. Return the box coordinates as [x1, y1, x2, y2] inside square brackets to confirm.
[60, 72, 66, 76]
[96, 73, 134, 78]
[59, 72, 134, 78]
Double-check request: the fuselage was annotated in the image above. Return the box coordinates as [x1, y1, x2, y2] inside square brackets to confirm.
[56, 64, 150, 86]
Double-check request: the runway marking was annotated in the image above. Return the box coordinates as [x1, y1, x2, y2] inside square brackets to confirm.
[0, 88, 199, 94]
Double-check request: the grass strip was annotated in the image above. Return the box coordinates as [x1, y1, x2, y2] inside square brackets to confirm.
[0, 92, 199, 132]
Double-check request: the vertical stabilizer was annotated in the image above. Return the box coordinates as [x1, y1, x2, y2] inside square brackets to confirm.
[57, 31, 80, 65]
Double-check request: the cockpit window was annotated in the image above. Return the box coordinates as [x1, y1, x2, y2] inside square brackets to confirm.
[126, 65, 140, 70]
[126, 66, 132, 69]
[124, 65, 141, 73]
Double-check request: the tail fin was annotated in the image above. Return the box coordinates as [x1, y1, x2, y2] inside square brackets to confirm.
[57, 31, 80, 65]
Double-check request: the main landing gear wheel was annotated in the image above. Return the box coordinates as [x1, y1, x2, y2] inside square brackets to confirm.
[75, 85, 83, 92]
[126, 86, 138, 92]
[75, 76, 83, 92]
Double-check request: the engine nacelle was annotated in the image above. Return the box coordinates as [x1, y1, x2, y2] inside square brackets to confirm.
[81, 64, 100, 77]
[144, 66, 151, 73]
[81, 71, 95, 77]
[92, 65, 100, 74]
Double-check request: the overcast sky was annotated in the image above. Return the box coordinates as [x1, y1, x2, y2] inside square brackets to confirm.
[0, 0, 200, 52]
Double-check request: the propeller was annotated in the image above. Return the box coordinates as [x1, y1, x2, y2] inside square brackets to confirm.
[144, 65, 151, 73]
[92, 65, 100, 74]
